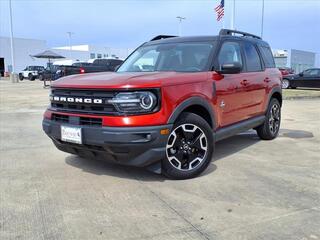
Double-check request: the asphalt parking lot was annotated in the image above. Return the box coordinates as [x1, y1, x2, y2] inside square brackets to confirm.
[0, 80, 319, 240]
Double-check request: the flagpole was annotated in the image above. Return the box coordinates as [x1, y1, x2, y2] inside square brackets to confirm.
[261, 0, 265, 38]
[222, 0, 225, 28]
[231, 0, 235, 29]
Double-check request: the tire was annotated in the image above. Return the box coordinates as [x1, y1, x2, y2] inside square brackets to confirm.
[162, 112, 214, 180]
[282, 79, 290, 89]
[39, 74, 44, 81]
[28, 73, 35, 81]
[256, 98, 281, 140]
[19, 74, 24, 80]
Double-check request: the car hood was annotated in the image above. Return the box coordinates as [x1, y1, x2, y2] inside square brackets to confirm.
[51, 71, 208, 89]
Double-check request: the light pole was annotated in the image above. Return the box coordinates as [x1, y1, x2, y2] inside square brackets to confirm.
[66, 32, 75, 60]
[176, 16, 186, 36]
[9, 0, 17, 82]
[66, 32, 74, 50]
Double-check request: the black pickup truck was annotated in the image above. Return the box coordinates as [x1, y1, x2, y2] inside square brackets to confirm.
[57, 59, 123, 79]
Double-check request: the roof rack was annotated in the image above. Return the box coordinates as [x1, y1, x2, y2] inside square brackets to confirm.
[150, 35, 177, 41]
[219, 29, 262, 40]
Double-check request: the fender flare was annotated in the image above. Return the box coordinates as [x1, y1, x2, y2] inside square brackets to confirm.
[267, 86, 282, 109]
[167, 96, 216, 129]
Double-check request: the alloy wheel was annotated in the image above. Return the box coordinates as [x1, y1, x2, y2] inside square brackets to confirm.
[269, 103, 280, 135]
[166, 124, 208, 171]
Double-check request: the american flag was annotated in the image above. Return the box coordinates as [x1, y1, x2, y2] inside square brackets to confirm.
[215, 0, 225, 21]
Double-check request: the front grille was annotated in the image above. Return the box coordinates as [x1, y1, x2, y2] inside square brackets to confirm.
[80, 117, 102, 126]
[50, 88, 117, 115]
[52, 113, 69, 123]
[51, 113, 102, 127]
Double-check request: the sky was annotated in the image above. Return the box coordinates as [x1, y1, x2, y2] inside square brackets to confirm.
[0, 0, 320, 54]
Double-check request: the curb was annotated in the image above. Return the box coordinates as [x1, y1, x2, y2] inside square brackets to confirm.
[283, 96, 320, 100]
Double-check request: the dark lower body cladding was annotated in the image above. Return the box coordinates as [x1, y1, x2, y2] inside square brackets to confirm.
[42, 119, 172, 172]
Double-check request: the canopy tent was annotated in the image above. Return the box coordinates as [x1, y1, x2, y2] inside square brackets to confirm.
[32, 50, 65, 88]
[32, 50, 65, 59]
[32, 50, 65, 66]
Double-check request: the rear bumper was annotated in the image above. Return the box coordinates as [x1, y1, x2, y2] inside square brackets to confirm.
[42, 119, 172, 168]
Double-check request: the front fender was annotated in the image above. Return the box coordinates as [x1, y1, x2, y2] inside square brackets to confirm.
[167, 96, 215, 128]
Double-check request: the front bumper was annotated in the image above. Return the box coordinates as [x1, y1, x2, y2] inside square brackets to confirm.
[42, 119, 172, 168]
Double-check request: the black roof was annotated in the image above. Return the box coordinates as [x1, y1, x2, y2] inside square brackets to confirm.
[145, 29, 269, 47]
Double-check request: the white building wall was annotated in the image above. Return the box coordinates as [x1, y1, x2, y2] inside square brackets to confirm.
[316, 53, 320, 67]
[290, 49, 316, 73]
[51, 48, 90, 62]
[88, 45, 133, 60]
[0, 37, 47, 72]
[52, 45, 133, 61]
[272, 48, 316, 73]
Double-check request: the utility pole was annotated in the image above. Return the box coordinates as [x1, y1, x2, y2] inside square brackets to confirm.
[261, 0, 265, 38]
[9, 0, 17, 82]
[176, 16, 186, 36]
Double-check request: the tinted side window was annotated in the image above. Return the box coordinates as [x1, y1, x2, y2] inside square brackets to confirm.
[243, 42, 262, 72]
[304, 69, 319, 76]
[110, 60, 120, 66]
[93, 59, 105, 65]
[218, 42, 242, 66]
[259, 46, 275, 68]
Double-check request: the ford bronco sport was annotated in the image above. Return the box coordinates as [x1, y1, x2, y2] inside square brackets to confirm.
[43, 29, 282, 179]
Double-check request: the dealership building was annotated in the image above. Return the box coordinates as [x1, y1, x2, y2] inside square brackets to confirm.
[272, 49, 317, 73]
[0, 36, 132, 76]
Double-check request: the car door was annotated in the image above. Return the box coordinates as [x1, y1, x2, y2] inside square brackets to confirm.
[313, 69, 320, 88]
[239, 41, 266, 118]
[213, 40, 247, 127]
[298, 69, 320, 88]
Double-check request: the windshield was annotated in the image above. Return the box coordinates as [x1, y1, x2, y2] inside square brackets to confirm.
[118, 42, 215, 73]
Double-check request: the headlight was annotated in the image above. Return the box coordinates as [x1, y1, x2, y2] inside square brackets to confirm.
[108, 91, 158, 113]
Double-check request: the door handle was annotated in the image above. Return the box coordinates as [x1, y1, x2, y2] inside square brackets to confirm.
[240, 79, 248, 86]
[264, 77, 271, 83]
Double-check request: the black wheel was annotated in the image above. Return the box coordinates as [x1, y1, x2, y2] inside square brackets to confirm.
[282, 79, 290, 89]
[18, 74, 24, 80]
[162, 112, 214, 180]
[38, 74, 44, 81]
[256, 98, 281, 140]
[28, 73, 35, 80]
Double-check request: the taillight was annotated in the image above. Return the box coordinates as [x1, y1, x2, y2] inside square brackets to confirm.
[80, 68, 85, 74]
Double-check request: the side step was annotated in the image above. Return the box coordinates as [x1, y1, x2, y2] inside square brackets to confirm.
[215, 115, 265, 142]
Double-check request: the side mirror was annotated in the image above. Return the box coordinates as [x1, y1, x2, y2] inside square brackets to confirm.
[299, 72, 303, 77]
[218, 62, 242, 74]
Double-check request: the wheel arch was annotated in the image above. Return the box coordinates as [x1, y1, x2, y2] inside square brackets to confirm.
[167, 97, 215, 129]
[268, 87, 282, 107]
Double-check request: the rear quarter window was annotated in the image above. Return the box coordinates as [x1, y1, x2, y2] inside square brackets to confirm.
[243, 42, 263, 72]
[259, 45, 275, 68]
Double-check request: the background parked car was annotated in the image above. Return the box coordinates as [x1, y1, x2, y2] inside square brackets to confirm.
[38, 65, 62, 81]
[279, 67, 294, 76]
[19, 66, 45, 80]
[282, 68, 320, 89]
[56, 59, 123, 79]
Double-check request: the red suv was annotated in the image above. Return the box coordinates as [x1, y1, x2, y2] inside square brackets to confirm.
[43, 29, 282, 179]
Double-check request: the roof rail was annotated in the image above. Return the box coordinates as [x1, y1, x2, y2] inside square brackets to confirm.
[150, 35, 177, 41]
[219, 29, 262, 40]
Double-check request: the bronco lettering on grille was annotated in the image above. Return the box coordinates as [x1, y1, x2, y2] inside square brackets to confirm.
[50, 95, 103, 104]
